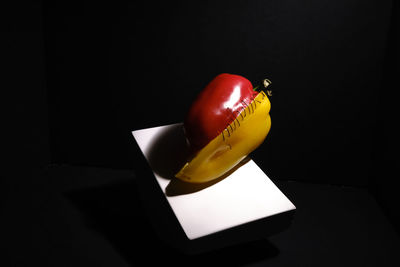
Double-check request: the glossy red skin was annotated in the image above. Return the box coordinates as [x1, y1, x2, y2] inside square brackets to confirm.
[184, 73, 258, 154]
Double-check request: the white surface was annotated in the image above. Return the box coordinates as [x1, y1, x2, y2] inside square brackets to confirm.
[132, 123, 296, 240]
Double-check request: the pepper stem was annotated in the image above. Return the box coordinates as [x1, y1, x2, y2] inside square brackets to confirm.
[253, 78, 273, 96]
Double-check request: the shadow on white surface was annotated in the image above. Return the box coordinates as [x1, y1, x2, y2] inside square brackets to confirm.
[146, 123, 188, 180]
[146, 123, 238, 196]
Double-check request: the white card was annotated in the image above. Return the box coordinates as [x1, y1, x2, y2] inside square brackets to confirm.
[132, 123, 295, 240]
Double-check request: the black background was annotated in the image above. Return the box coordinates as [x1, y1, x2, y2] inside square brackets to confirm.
[2, 0, 399, 266]
[43, 0, 392, 185]
[42, 0, 398, 217]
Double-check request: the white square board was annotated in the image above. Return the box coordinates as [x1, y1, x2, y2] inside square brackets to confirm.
[132, 123, 295, 240]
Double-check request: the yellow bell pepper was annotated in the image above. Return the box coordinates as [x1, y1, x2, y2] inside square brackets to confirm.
[175, 74, 272, 183]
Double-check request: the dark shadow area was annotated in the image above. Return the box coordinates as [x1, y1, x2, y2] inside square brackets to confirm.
[266, 180, 400, 267]
[146, 123, 189, 180]
[66, 179, 279, 266]
[65, 180, 150, 262]
[145, 123, 248, 196]
[369, 0, 400, 235]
